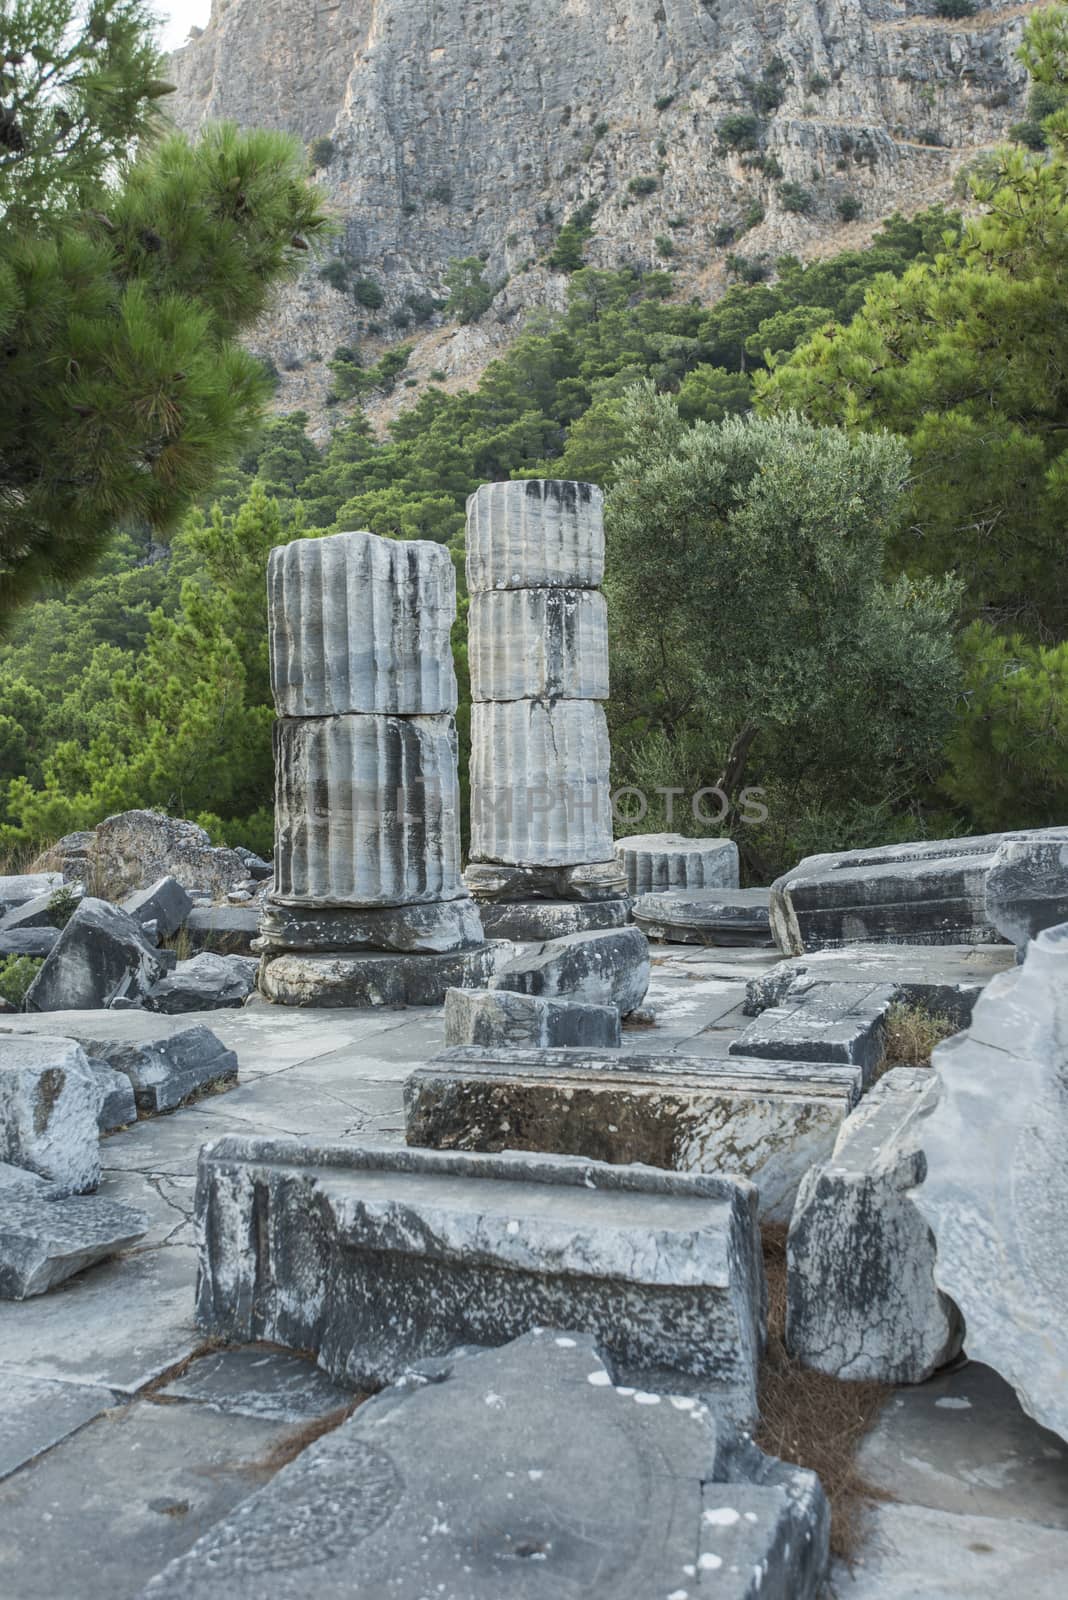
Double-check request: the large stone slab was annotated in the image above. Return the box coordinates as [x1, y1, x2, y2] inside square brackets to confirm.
[469, 586, 609, 701]
[257, 895, 485, 956]
[0, 873, 63, 918]
[0, 1188, 148, 1298]
[122, 876, 195, 940]
[985, 835, 1068, 957]
[730, 979, 896, 1084]
[141, 1332, 829, 1600]
[0, 1372, 117, 1481]
[835, 1502, 1068, 1600]
[185, 905, 261, 954]
[144, 952, 259, 1014]
[0, 927, 58, 958]
[194, 1137, 766, 1415]
[475, 896, 629, 942]
[0, 884, 81, 933]
[259, 944, 509, 1009]
[272, 712, 465, 907]
[158, 1346, 356, 1423]
[0, 1036, 101, 1193]
[914, 923, 1068, 1443]
[405, 1047, 862, 1224]
[443, 987, 621, 1049]
[786, 1068, 962, 1383]
[634, 886, 772, 946]
[465, 859, 627, 903]
[743, 942, 1016, 1024]
[0, 1018, 238, 1114]
[490, 925, 651, 1016]
[768, 828, 1068, 955]
[268, 529, 457, 718]
[466, 478, 605, 593]
[616, 832, 740, 895]
[23, 897, 169, 1012]
[470, 697, 614, 867]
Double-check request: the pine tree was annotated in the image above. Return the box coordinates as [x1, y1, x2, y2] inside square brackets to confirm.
[0, 1, 329, 623]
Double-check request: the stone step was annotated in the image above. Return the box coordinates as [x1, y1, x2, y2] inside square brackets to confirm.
[405, 1046, 862, 1224]
[194, 1137, 765, 1417]
[0, 1188, 149, 1298]
[730, 979, 897, 1084]
[140, 1333, 829, 1600]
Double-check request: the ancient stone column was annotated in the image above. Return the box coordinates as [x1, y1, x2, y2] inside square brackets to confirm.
[465, 481, 628, 940]
[259, 531, 503, 1006]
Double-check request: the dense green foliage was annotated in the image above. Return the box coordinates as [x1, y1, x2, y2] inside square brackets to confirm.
[0, 1, 329, 621]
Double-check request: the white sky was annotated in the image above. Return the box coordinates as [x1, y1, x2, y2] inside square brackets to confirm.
[149, 2, 213, 53]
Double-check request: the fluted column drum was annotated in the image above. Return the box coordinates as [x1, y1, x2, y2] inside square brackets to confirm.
[273, 714, 465, 907]
[469, 588, 609, 702]
[268, 531, 457, 717]
[466, 479, 605, 593]
[470, 699, 613, 867]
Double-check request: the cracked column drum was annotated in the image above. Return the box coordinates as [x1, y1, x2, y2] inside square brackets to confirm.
[470, 699, 614, 867]
[466, 480, 605, 593]
[268, 531, 457, 718]
[273, 714, 465, 907]
[468, 588, 609, 702]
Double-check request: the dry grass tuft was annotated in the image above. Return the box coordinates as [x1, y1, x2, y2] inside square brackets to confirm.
[255, 1396, 369, 1474]
[755, 1225, 891, 1564]
[876, 1002, 958, 1077]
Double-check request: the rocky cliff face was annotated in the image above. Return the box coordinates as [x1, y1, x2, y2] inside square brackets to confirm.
[170, 1, 1035, 428]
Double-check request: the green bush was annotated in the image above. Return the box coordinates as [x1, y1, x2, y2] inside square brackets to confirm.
[309, 137, 336, 170]
[934, 0, 976, 17]
[779, 181, 814, 214]
[354, 277, 385, 309]
[0, 955, 42, 1010]
[443, 257, 495, 323]
[805, 73, 830, 95]
[719, 113, 760, 151]
[319, 258, 351, 292]
[628, 175, 658, 197]
[428, 180, 453, 204]
[655, 234, 675, 258]
[836, 194, 862, 221]
[741, 201, 766, 232]
[759, 153, 784, 179]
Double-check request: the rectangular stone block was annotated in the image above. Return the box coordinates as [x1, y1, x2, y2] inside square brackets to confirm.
[491, 925, 651, 1015]
[466, 478, 605, 593]
[272, 712, 465, 907]
[730, 980, 897, 1085]
[405, 1047, 862, 1224]
[443, 986, 622, 1049]
[195, 1137, 766, 1416]
[469, 698, 614, 866]
[268, 530, 457, 717]
[122, 876, 194, 940]
[468, 587, 609, 701]
[1, 1189, 148, 1299]
[0, 1036, 102, 1194]
[743, 943, 1016, 1025]
[0, 873, 63, 919]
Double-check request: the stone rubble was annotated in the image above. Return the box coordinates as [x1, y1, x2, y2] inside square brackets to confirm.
[1, 1017, 239, 1115]
[786, 1068, 963, 1384]
[984, 834, 1068, 958]
[143, 952, 259, 1014]
[0, 873, 64, 918]
[743, 942, 1016, 1025]
[84, 1056, 138, 1132]
[1, 1188, 149, 1299]
[140, 1332, 830, 1600]
[0, 1035, 103, 1194]
[443, 986, 621, 1050]
[490, 925, 651, 1017]
[914, 922, 1068, 1444]
[730, 978, 897, 1086]
[195, 1137, 766, 1418]
[122, 877, 195, 941]
[615, 832, 740, 896]
[23, 897, 170, 1013]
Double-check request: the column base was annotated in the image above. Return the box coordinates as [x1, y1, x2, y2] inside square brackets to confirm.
[477, 898, 631, 942]
[259, 942, 512, 1009]
[256, 897, 484, 957]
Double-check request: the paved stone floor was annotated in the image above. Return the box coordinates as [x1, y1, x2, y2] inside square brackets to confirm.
[2, 945, 1066, 1597]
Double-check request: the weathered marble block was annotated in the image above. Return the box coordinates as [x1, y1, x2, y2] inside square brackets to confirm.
[405, 1048, 862, 1224]
[0, 1036, 102, 1194]
[469, 587, 609, 701]
[769, 828, 1068, 955]
[272, 713, 465, 907]
[141, 1333, 829, 1600]
[443, 987, 621, 1049]
[616, 833, 741, 896]
[465, 859, 627, 903]
[491, 925, 651, 1015]
[787, 1068, 962, 1383]
[466, 478, 605, 593]
[194, 1137, 766, 1416]
[268, 530, 457, 717]
[914, 923, 1068, 1443]
[1, 1189, 148, 1299]
[634, 886, 772, 946]
[121, 876, 194, 941]
[730, 980, 897, 1086]
[0, 1018, 239, 1114]
[0, 873, 63, 919]
[258, 896, 486, 956]
[744, 942, 1016, 1025]
[259, 943, 509, 1009]
[24, 897, 169, 1012]
[476, 897, 629, 942]
[985, 834, 1068, 957]
[469, 698, 613, 866]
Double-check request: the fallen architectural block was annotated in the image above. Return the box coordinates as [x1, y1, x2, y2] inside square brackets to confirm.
[744, 942, 1016, 1025]
[985, 835, 1068, 957]
[786, 1069, 962, 1383]
[260, 943, 508, 1009]
[0, 873, 63, 919]
[0, 1036, 102, 1193]
[184, 905, 261, 954]
[23, 897, 169, 1012]
[84, 1057, 137, 1132]
[122, 876, 195, 941]
[476, 897, 630, 941]
[616, 833, 740, 896]
[0, 1188, 148, 1299]
[914, 923, 1068, 1443]
[0, 928, 59, 959]
[0, 1160, 50, 1195]
[490, 925, 651, 1015]
[634, 886, 772, 946]
[406, 1047, 862, 1224]
[730, 979, 896, 1085]
[768, 829, 1068, 955]
[443, 987, 621, 1049]
[144, 952, 259, 1014]
[195, 1137, 766, 1417]
[0, 1017, 238, 1114]
[0, 885, 81, 933]
[141, 1332, 830, 1600]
